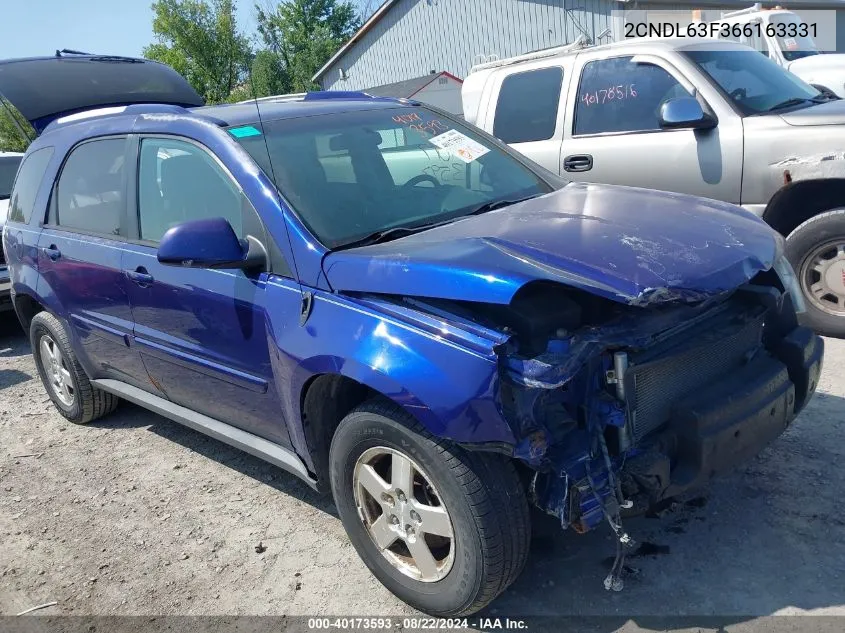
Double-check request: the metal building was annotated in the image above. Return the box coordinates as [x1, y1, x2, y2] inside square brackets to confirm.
[313, 0, 845, 91]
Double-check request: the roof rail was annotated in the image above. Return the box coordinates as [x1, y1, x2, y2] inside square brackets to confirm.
[238, 91, 381, 105]
[469, 35, 591, 74]
[721, 3, 762, 19]
[238, 93, 306, 104]
[303, 91, 377, 101]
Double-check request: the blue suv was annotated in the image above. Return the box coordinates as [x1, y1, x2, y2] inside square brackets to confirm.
[0, 54, 824, 615]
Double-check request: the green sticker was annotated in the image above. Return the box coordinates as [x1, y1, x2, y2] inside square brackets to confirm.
[229, 125, 262, 138]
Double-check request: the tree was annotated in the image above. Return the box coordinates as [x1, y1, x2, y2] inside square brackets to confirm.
[143, 0, 252, 104]
[0, 101, 34, 153]
[256, 0, 360, 92]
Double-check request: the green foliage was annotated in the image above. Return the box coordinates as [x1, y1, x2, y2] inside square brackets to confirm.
[143, 0, 252, 104]
[256, 0, 361, 92]
[0, 101, 34, 153]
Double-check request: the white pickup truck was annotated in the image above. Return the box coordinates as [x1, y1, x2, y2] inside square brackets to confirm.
[710, 3, 845, 98]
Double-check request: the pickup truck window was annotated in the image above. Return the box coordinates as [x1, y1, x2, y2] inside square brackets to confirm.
[684, 49, 820, 115]
[231, 107, 551, 249]
[574, 57, 691, 135]
[0, 155, 20, 200]
[493, 67, 563, 143]
[769, 14, 820, 61]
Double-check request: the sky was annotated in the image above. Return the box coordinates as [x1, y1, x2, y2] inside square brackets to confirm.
[4, 0, 268, 59]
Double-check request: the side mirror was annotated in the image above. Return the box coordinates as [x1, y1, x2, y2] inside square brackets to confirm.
[659, 97, 717, 130]
[157, 217, 265, 271]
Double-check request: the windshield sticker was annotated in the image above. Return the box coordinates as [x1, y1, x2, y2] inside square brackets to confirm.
[228, 125, 262, 138]
[427, 129, 490, 164]
[784, 37, 798, 50]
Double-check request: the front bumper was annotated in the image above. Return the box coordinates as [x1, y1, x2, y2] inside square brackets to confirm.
[622, 325, 823, 505]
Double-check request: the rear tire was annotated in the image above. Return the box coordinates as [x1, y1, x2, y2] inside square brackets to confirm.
[30, 312, 119, 424]
[785, 209, 845, 338]
[329, 399, 530, 616]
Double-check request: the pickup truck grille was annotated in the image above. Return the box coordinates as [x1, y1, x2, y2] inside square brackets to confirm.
[627, 310, 765, 442]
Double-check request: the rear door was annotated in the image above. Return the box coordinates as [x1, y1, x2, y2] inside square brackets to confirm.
[480, 61, 571, 174]
[122, 135, 295, 447]
[561, 53, 744, 204]
[37, 137, 152, 389]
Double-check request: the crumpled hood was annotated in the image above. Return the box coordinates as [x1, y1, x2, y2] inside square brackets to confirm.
[322, 182, 779, 306]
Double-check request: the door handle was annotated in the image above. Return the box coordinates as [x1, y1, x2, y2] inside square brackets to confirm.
[42, 245, 61, 261]
[125, 267, 154, 287]
[563, 154, 593, 173]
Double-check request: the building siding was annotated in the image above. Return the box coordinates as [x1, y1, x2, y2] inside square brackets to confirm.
[320, 0, 616, 90]
[320, 0, 845, 90]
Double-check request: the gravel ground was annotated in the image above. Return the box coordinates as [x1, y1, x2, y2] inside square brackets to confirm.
[1, 316, 844, 624]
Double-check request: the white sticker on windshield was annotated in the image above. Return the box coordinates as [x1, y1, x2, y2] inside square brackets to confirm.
[427, 129, 490, 164]
[784, 37, 798, 50]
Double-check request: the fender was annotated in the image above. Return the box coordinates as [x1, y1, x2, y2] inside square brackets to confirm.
[269, 290, 518, 471]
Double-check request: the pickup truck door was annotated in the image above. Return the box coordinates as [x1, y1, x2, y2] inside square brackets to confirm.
[560, 52, 744, 204]
[476, 57, 574, 175]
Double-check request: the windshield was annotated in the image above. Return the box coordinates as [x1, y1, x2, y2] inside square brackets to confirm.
[770, 14, 820, 62]
[685, 48, 821, 115]
[229, 106, 553, 248]
[0, 155, 21, 200]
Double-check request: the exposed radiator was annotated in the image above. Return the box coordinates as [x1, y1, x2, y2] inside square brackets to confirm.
[627, 310, 766, 442]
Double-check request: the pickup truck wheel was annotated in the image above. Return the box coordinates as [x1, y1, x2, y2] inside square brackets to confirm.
[30, 312, 119, 424]
[786, 209, 845, 337]
[329, 400, 530, 616]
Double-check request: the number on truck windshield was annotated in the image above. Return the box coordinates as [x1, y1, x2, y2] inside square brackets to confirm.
[574, 57, 692, 135]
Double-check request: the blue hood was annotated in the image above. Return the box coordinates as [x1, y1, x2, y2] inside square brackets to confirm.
[322, 182, 779, 306]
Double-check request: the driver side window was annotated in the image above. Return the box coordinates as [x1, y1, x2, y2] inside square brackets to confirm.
[574, 57, 692, 135]
[137, 138, 246, 243]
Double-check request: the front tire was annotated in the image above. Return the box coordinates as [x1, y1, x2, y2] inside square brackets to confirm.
[30, 312, 119, 424]
[329, 400, 530, 616]
[785, 209, 845, 338]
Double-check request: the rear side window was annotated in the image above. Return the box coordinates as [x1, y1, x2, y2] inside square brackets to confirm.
[493, 68, 563, 143]
[574, 57, 692, 135]
[7, 148, 52, 224]
[56, 138, 126, 236]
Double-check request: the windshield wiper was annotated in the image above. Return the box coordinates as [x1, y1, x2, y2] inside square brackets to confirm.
[467, 194, 541, 216]
[337, 222, 451, 249]
[336, 194, 543, 250]
[767, 97, 815, 112]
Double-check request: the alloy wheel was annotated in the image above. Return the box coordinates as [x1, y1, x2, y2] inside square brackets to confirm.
[353, 446, 455, 582]
[39, 335, 75, 407]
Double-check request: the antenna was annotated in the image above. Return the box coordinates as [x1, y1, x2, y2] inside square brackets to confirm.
[246, 67, 280, 190]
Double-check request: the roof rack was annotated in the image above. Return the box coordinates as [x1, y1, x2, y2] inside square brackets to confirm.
[469, 35, 591, 74]
[238, 91, 383, 105]
[721, 3, 762, 19]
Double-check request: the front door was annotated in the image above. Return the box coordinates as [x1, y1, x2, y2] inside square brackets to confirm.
[562, 54, 744, 204]
[122, 135, 294, 447]
[37, 136, 152, 390]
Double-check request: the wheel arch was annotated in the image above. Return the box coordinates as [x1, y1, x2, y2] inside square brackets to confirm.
[763, 178, 845, 237]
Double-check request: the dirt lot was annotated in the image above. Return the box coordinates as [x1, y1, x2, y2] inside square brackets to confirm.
[1, 316, 844, 623]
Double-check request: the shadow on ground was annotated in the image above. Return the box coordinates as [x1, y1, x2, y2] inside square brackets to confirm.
[4, 322, 844, 625]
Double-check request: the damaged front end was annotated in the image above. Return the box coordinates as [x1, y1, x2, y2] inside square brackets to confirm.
[489, 275, 823, 574]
